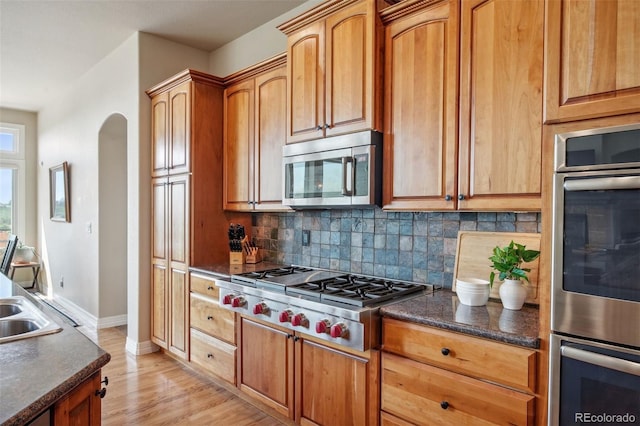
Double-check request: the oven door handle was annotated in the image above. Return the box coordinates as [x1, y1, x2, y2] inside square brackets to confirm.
[564, 175, 640, 191]
[341, 156, 353, 196]
[562, 346, 640, 376]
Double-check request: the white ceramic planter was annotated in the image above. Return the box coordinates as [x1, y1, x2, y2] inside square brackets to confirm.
[498, 279, 528, 310]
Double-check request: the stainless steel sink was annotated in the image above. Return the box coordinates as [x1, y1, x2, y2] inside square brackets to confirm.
[0, 304, 22, 318]
[0, 296, 62, 344]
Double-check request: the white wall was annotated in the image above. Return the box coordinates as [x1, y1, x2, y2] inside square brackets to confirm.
[33, 0, 325, 353]
[208, 0, 323, 76]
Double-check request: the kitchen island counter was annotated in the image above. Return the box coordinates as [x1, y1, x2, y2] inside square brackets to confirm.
[0, 276, 111, 426]
[381, 289, 539, 349]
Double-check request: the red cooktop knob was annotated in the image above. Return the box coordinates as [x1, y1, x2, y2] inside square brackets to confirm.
[330, 323, 347, 338]
[253, 302, 268, 315]
[231, 296, 245, 308]
[291, 313, 306, 327]
[279, 310, 293, 323]
[222, 294, 234, 305]
[315, 319, 331, 334]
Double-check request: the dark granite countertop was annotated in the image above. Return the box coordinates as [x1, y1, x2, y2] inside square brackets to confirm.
[191, 264, 539, 349]
[380, 289, 540, 349]
[0, 276, 111, 426]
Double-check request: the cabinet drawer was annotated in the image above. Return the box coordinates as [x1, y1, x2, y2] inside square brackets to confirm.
[383, 318, 536, 393]
[190, 273, 220, 299]
[190, 328, 236, 385]
[382, 353, 535, 426]
[190, 293, 236, 344]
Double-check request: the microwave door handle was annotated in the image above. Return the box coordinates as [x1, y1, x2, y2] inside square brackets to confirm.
[341, 157, 353, 196]
[561, 346, 640, 376]
[564, 175, 640, 191]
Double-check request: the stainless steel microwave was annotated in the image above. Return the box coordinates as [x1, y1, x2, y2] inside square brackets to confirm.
[282, 130, 382, 208]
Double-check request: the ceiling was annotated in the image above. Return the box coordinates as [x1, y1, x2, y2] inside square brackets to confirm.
[0, 0, 308, 112]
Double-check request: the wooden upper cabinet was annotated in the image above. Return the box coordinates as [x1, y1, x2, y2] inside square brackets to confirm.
[545, 0, 640, 122]
[287, 21, 325, 143]
[224, 79, 254, 211]
[151, 93, 168, 176]
[382, 0, 542, 211]
[255, 66, 288, 210]
[382, 0, 459, 210]
[458, 0, 543, 210]
[223, 58, 289, 211]
[280, 0, 382, 144]
[151, 81, 191, 177]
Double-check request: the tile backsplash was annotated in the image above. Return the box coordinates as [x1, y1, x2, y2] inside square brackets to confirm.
[251, 209, 541, 289]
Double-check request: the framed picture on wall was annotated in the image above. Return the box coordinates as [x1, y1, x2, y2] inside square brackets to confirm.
[50, 161, 70, 222]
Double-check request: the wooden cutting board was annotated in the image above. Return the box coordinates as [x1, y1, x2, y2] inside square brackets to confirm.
[452, 231, 541, 305]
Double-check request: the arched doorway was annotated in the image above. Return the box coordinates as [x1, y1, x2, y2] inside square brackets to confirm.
[98, 114, 128, 324]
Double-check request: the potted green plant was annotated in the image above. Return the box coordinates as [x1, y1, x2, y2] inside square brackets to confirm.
[488, 240, 540, 310]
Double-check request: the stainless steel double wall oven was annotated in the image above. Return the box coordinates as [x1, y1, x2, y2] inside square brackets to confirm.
[549, 121, 640, 425]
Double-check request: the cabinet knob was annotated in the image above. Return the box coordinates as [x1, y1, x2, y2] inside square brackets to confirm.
[445, 195, 452, 201]
[323, 123, 330, 129]
[440, 401, 449, 410]
[458, 194, 465, 201]
[101, 376, 109, 386]
[207, 353, 214, 359]
[95, 388, 107, 399]
[441, 347, 450, 356]
[207, 286, 214, 291]
[316, 125, 323, 131]
[207, 315, 213, 320]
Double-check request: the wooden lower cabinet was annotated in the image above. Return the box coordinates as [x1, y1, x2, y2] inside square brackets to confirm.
[238, 317, 379, 425]
[189, 272, 237, 385]
[190, 329, 237, 385]
[381, 318, 536, 425]
[53, 371, 103, 425]
[382, 353, 534, 425]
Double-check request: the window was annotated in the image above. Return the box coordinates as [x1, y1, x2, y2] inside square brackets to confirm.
[0, 123, 26, 244]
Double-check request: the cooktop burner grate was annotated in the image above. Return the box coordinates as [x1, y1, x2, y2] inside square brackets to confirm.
[286, 275, 426, 307]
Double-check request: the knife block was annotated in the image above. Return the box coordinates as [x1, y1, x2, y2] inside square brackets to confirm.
[229, 251, 246, 265]
[245, 249, 261, 264]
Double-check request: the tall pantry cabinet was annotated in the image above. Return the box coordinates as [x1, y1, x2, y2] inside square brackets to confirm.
[147, 70, 243, 360]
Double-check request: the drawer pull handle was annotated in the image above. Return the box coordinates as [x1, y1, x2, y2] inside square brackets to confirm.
[207, 316, 213, 320]
[207, 353, 214, 359]
[207, 286, 214, 291]
[441, 348, 450, 356]
[440, 401, 449, 410]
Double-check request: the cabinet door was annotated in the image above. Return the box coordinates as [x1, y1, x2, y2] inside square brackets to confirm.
[151, 93, 169, 177]
[151, 178, 168, 348]
[53, 371, 102, 425]
[383, 1, 459, 210]
[458, 0, 543, 211]
[254, 66, 288, 210]
[168, 175, 189, 359]
[545, 0, 640, 122]
[325, 0, 379, 138]
[295, 339, 371, 426]
[239, 318, 294, 419]
[286, 20, 325, 144]
[224, 79, 254, 210]
[168, 81, 191, 175]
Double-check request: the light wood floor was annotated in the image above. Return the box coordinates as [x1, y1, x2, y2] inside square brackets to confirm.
[83, 326, 291, 426]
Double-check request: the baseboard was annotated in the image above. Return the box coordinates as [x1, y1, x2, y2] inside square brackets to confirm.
[126, 337, 158, 356]
[97, 314, 127, 329]
[54, 295, 97, 328]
